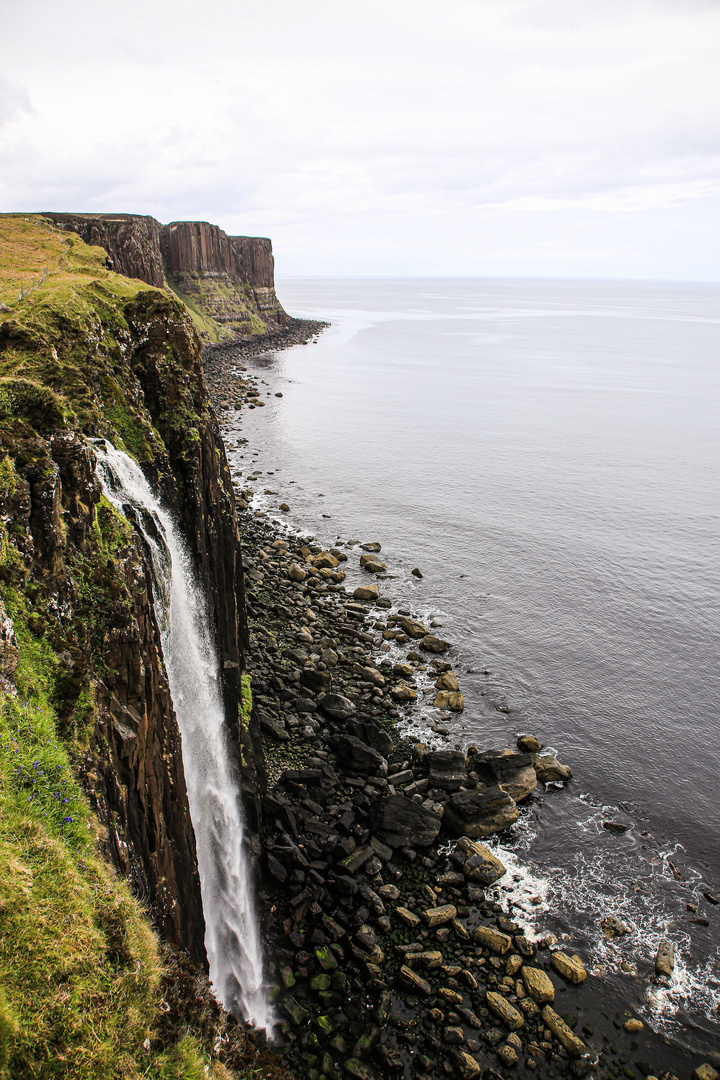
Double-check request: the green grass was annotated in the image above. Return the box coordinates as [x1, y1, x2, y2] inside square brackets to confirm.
[0, 590, 219, 1079]
[166, 273, 266, 342]
[0, 216, 189, 469]
[166, 278, 232, 343]
[240, 674, 253, 727]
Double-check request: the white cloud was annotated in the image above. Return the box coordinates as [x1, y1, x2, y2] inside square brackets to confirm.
[1, 0, 719, 277]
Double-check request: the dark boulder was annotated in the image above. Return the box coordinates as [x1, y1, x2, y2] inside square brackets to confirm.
[347, 715, 393, 757]
[371, 793, 443, 848]
[474, 751, 537, 801]
[336, 735, 388, 778]
[444, 787, 519, 838]
[300, 668, 332, 694]
[423, 750, 467, 792]
[318, 692, 356, 720]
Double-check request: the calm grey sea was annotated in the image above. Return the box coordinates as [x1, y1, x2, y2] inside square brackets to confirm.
[232, 278, 720, 1042]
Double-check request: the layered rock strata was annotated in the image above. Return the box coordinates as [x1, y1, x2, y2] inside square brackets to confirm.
[42, 211, 287, 341]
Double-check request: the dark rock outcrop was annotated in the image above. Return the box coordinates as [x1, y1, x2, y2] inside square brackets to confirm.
[335, 734, 388, 778]
[473, 750, 538, 801]
[162, 220, 275, 290]
[443, 786, 519, 838]
[424, 749, 468, 791]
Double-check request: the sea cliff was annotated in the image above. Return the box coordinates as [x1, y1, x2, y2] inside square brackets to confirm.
[42, 212, 289, 343]
[0, 214, 279, 1078]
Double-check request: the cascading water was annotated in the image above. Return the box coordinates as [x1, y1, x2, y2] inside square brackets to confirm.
[95, 441, 271, 1030]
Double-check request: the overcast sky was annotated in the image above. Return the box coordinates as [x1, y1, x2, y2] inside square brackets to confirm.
[1, 0, 719, 278]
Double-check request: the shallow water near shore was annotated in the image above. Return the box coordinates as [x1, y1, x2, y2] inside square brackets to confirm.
[226, 277, 720, 1056]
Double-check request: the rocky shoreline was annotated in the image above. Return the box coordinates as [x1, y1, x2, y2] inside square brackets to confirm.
[203, 339, 715, 1080]
[203, 317, 330, 370]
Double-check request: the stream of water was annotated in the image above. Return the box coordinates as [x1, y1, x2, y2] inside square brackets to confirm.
[96, 442, 271, 1029]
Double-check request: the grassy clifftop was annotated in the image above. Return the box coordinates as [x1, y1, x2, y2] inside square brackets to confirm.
[1, 214, 178, 456]
[0, 216, 284, 1080]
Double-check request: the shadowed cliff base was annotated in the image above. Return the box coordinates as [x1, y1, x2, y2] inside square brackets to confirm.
[40, 212, 297, 345]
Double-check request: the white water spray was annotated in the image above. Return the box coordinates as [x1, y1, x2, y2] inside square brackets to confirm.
[96, 442, 271, 1029]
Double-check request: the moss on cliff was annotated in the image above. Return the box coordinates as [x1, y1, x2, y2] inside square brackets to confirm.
[166, 272, 268, 343]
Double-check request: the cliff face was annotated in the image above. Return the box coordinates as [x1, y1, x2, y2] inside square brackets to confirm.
[124, 290, 264, 829]
[42, 212, 165, 288]
[42, 211, 287, 343]
[0, 217, 262, 964]
[162, 220, 275, 288]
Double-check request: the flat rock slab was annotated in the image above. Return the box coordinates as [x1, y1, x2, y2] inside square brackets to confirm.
[445, 786, 519, 838]
[457, 836, 507, 885]
[314, 945, 338, 970]
[550, 952, 587, 984]
[354, 584, 379, 602]
[400, 616, 429, 639]
[424, 750, 467, 791]
[400, 965, 431, 995]
[336, 734, 388, 777]
[532, 752, 572, 782]
[435, 670, 459, 691]
[601, 915, 630, 938]
[438, 987, 464, 1006]
[655, 939, 675, 977]
[521, 964, 555, 1003]
[300, 668, 331, 693]
[360, 554, 387, 573]
[420, 633, 450, 653]
[341, 844, 375, 874]
[455, 1051, 482, 1080]
[434, 689, 464, 711]
[391, 682, 417, 702]
[421, 904, 457, 927]
[347, 717, 393, 756]
[318, 692, 356, 720]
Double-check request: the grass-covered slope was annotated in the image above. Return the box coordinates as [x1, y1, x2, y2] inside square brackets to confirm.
[166, 273, 269, 343]
[1, 213, 185, 458]
[0, 216, 286, 1080]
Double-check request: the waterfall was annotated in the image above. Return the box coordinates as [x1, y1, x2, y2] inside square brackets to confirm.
[95, 442, 271, 1030]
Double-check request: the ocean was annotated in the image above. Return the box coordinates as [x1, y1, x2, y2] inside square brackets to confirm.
[229, 277, 720, 1054]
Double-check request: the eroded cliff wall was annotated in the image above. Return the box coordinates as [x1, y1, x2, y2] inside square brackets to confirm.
[0, 217, 262, 963]
[42, 211, 287, 343]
